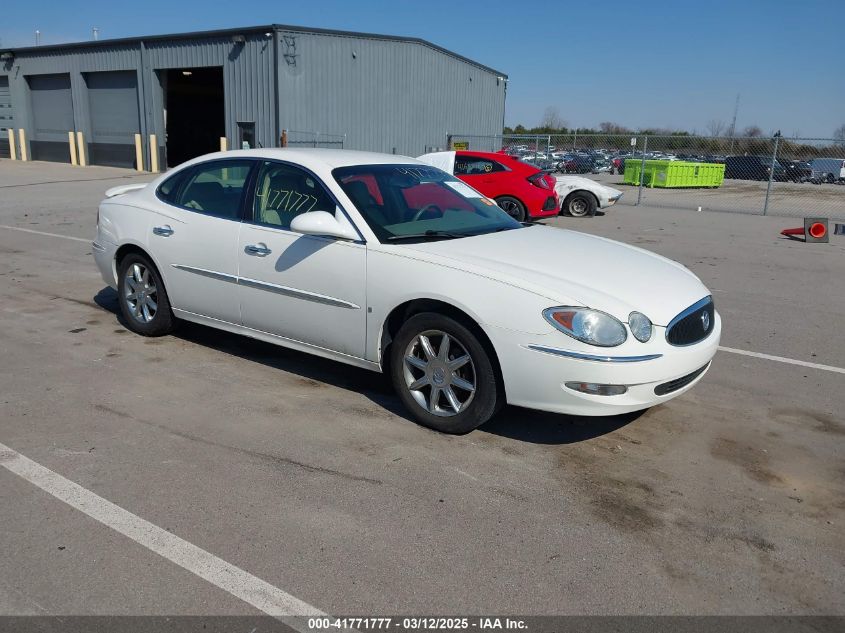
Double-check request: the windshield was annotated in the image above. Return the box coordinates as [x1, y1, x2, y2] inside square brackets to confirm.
[333, 164, 522, 242]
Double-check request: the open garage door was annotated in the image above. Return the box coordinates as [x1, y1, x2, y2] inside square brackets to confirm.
[164, 67, 224, 167]
[0, 76, 13, 158]
[86, 71, 141, 168]
[27, 73, 74, 163]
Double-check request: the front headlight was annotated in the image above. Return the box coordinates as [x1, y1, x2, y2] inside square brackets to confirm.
[628, 311, 653, 342]
[543, 307, 627, 347]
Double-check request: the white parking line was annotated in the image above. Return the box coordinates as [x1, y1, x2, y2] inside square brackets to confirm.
[718, 346, 845, 375]
[0, 224, 91, 243]
[0, 441, 325, 618]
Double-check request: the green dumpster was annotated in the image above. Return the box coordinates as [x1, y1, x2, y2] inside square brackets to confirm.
[623, 160, 724, 188]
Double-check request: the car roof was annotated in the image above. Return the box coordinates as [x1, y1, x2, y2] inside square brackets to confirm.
[456, 150, 510, 159]
[179, 148, 423, 170]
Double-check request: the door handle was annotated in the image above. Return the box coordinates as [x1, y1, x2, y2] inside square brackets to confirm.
[153, 225, 174, 237]
[245, 244, 272, 256]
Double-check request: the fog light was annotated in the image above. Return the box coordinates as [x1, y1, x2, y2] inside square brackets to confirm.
[565, 382, 628, 396]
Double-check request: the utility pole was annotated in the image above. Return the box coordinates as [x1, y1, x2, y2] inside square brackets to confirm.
[763, 131, 781, 216]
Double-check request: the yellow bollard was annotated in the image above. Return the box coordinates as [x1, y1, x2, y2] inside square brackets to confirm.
[68, 131, 78, 166]
[18, 129, 28, 161]
[149, 134, 159, 173]
[220, 137, 227, 152]
[134, 134, 144, 172]
[7, 129, 16, 160]
[76, 131, 86, 166]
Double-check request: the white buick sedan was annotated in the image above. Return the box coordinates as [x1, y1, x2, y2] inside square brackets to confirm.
[93, 149, 720, 434]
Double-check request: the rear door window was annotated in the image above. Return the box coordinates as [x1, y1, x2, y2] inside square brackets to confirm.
[173, 160, 254, 219]
[455, 156, 507, 175]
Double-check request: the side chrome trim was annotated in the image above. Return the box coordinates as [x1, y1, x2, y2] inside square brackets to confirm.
[237, 276, 361, 310]
[172, 264, 360, 310]
[525, 345, 662, 363]
[171, 264, 238, 284]
[92, 241, 107, 252]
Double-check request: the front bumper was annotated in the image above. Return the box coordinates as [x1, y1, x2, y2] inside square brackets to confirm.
[487, 312, 721, 416]
[599, 190, 624, 209]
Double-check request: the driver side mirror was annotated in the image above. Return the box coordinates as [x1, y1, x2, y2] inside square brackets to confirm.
[289, 211, 359, 241]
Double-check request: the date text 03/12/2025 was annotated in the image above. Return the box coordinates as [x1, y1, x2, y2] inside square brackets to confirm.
[307, 618, 528, 630]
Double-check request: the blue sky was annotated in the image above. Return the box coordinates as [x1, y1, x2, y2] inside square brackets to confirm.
[3, 0, 842, 137]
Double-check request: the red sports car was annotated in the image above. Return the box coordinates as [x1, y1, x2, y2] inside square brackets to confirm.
[417, 151, 559, 222]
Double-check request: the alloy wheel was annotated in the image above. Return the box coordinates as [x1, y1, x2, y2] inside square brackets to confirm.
[124, 263, 158, 323]
[498, 199, 520, 218]
[403, 330, 476, 417]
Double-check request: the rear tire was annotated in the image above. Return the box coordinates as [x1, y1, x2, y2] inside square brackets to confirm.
[117, 252, 176, 337]
[565, 192, 597, 217]
[495, 196, 527, 222]
[389, 313, 500, 434]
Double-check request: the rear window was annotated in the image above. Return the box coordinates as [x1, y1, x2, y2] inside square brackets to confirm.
[157, 170, 188, 203]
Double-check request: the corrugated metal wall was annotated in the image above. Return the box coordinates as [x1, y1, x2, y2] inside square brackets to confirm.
[4, 26, 505, 166]
[144, 33, 276, 151]
[277, 30, 505, 156]
[0, 76, 12, 158]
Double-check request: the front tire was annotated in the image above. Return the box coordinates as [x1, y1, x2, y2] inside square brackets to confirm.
[390, 313, 500, 434]
[117, 252, 176, 336]
[564, 192, 597, 217]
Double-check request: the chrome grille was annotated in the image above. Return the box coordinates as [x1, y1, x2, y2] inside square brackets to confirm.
[665, 297, 715, 346]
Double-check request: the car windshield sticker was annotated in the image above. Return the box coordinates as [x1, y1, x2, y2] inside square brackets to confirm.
[258, 187, 319, 213]
[445, 180, 482, 198]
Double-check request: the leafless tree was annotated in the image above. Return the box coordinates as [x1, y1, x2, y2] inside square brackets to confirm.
[598, 121, 631, 134]
[743, 125, 763, 138]
[834, 124, 845, 145]
[706, 120, 726, 137]
[540, 106, 566, 130]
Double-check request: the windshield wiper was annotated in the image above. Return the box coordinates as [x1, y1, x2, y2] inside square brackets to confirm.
[386, 230, 467, 241]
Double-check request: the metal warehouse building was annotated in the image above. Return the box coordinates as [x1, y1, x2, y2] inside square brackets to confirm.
[0, 24, 506, 169]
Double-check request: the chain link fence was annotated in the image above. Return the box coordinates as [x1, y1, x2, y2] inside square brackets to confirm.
[446, 133, 845, 220]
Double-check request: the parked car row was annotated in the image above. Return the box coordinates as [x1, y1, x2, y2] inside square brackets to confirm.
[724, 156, 845, 183]
[417, 150, 623, 219]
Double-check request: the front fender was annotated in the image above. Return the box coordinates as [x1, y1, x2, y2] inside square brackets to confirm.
[366, 248, 555, 363]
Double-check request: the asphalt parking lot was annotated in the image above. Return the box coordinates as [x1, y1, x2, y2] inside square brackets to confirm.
[1, 159, 843, 616]
[589, 172, 845, 219]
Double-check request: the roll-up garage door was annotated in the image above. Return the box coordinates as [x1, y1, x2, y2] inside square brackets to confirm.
[28, 73, 74, 163]
[86, 71, 140, 168]
[0, 76, 14, 159]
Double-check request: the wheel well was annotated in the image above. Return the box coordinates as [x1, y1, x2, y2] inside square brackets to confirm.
[380, 299, 505, 396]
[564, 190, 598, 207]
[114, 244, 166, 284]
[115, 243, 149, 268]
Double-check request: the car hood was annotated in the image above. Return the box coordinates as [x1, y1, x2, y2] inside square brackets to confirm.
[397, 225, 709, 326]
